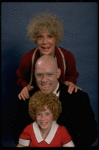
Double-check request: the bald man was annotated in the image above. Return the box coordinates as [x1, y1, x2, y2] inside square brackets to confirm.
[18, 55, 81, 100]
[34, 55, 61, 94]
[13, 55, 97, 147]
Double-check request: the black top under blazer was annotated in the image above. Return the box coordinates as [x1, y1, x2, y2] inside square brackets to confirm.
[57, 83, 97, 147]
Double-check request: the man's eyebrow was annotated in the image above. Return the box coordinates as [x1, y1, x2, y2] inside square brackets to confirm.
[36, 72, 43, 74]
[46, 72, 54, 74]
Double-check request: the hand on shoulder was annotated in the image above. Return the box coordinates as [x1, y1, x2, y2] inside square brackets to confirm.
[18, 85, 34, 101]
[64, 81, 82, 94]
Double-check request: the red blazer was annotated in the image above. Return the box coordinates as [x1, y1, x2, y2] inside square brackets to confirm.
[16, 46, 79, 88]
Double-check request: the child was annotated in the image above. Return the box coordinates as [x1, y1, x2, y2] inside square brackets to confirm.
[17, 13, 81, 101]
[17, 91, 75, 147]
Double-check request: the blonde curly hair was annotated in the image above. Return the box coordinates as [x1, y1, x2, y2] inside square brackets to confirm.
[29, 91, 62, 121]
[27, 13, 64, 44]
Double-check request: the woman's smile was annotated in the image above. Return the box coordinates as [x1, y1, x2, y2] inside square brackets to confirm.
[36, 31, 56, 56]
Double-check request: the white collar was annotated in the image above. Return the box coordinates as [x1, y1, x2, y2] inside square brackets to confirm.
[53, 82, 60, 97]
[33, 121, 59, 144]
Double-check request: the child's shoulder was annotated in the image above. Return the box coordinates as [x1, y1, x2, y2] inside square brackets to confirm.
[58, 125, 69, 134]
[58, 124, 66, 129]
[24, 123, 33, 131]
[58, 125, 72, 140]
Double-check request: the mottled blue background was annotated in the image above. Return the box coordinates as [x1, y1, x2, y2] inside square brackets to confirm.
[1, 2, 98, 147]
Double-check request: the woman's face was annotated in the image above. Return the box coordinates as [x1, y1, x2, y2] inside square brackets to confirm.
[36, 30, 56, 57]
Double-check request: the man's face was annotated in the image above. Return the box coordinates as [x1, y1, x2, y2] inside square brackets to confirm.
[35, 61, 61, 93]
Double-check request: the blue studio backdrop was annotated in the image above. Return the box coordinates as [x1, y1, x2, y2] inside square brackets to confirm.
[1, 2, 98, 147]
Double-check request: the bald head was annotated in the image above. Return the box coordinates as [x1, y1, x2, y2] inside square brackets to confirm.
[35, 55, 58, 70]
[35, 55, 61, 93]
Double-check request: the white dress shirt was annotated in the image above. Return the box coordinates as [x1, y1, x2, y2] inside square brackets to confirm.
[53, 82, 60, 97]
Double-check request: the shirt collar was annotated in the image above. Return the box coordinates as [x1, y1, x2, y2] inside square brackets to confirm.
[33, 121, 59, 144]
[53, 82, 60, 97]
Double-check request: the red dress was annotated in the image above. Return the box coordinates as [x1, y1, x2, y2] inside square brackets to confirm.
[18, 121, 74, 147]
[16, 46, 79, 88]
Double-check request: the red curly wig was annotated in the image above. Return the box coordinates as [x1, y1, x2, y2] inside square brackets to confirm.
[29, 91, 62, 121]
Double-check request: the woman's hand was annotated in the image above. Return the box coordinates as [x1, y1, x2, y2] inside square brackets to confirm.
[18, 85, 34, 101]
[64, 81, 82, 94]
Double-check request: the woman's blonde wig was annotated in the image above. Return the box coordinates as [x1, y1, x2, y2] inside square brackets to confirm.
[27, 13, 64, 44]
[29, 91, 62, 121]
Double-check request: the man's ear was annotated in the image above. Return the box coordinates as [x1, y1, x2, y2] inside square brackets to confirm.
[57, 68, 61, 79]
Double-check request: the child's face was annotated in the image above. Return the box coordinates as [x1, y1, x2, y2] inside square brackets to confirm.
[36, 105, 53, 131]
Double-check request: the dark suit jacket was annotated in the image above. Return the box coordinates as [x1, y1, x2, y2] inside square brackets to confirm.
[57, 83, 97, 147]
[13, 83, 97, 146]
